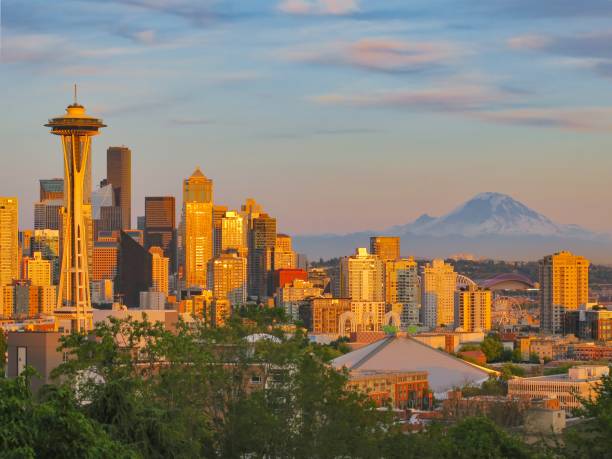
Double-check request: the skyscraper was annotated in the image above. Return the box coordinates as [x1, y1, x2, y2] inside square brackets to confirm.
[421, 259, 457, 329]
[106, 146, 131, 229]
[370, 236, 400, 261]
[0, 198, 19, 296]
[339, 248, 384, 302]
[272, 234, 297, 271]
[39, 178, 64, 202]
[211, 251, 247, 306]
[145, 196, 176, 273]
[34, 200, 63, 230]
[118, 231, 152, 308]
[212, 205, 228, 258]
[150, 246, 169, 295]
[182, 168, 213, 288]
[250, 213, 276, 298]
[540, 251, 590, 334]
[454, 286, 492, 332]
[220, 211, 246, 256]
[24, 252, 52, 287]
[46, 96, 105, 332]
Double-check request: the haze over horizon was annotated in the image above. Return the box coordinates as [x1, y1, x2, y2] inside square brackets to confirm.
[2, 0, 612, 235]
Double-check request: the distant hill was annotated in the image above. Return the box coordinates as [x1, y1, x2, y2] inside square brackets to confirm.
[293, 193, 612, 263]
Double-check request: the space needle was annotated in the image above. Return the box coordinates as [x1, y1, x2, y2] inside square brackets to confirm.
[45, 87, 106, 332]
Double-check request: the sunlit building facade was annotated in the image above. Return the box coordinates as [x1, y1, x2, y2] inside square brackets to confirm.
[370, 236, 400, 261]
[421, 259, 457, 329]
[540, 251, 590, 334]
[454, 286, 492, 332]
[150, 246, 169, 295]
[339, 248, 384, 302]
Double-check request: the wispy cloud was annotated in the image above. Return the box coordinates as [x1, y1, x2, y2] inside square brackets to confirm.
[475, 107, 612, 132]
[312, 84, 509, 111]
[0, 33, 66, 64]
[508, 31, 612, 79]
[281, 37, 463, 73]
[278, 0, 359, 16]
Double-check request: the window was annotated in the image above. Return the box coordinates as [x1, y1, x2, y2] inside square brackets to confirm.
[250, 375, 262, 384]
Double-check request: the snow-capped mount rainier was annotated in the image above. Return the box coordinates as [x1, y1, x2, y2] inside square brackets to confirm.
[292, 192, 612, 262]
[391, 192, 596, 238]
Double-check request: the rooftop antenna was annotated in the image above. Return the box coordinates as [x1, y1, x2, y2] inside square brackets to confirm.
[73, 83, 78, 105]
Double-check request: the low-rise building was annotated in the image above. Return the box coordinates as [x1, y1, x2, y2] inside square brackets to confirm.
[508, 365, 609, 413]
[347, 370, 428, 409]
[564, 307, 612, 342]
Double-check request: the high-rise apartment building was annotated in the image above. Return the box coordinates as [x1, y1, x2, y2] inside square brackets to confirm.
[540, 251, 590, 334]
[39, 178, 64, 202]
[421, 259, 457, 329]
[24, 252, 52, 287]
[454, 286, 492, 332]
[182, 168, 213, 288]
[385, 257, 421, 328]
[0, 198, 19, 294]
[249, 213, 276, 298]
[300, 298, 351, 334]
[211, 251, 247, 306]
[370, 236, 400, 261]
[145, 196, 176, 273]
[339, 248, 384, 302]
[149, 246, 169, 295]
[106, 146, 131, 229]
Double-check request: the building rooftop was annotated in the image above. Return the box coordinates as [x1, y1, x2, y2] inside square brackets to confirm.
[331, 333, 495, 395]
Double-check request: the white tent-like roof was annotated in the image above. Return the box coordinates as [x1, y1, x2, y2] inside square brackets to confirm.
[331, 334, 495, 396]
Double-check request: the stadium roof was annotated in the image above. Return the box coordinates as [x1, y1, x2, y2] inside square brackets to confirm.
[331, 334, 494, 395]
[478, 273, 535, 290]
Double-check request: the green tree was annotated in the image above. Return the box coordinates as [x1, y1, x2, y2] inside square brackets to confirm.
[562, 371, 612, 458]
[0, 369, 131, 458]
[481, 335, 504, 362]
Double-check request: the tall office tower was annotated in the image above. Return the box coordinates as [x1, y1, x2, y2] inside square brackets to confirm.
[250, 213, 277, 298]
[370, 236, 400, 261]
[540, 251, 590, 335]
[46, 96, 105, 332]
[272, 234, 297, 271]
[339, 248, 384, 302]
[106, 146, 132, 229]
[96, 206, 123, 235]
[211, 251, 247, 306]
[220, 211, 246, 256]
[137, 216, 145, 231]
[149, 246, 169, 295]
[40, 178, 64, 202]
[24, 252, 52, 287]
[19, 230, 33, 259]
[34, 200, 63, 230]
[454, 286, 492, 332]
[385, 257, 420, 328]
[182, 168, 213, 288]
[32, 229, 60, 284]
[92, 239, 119, 282]
[0, 198, 19, 313]
[118, 231, 152, 307]
[212, 205, 228, 258]
[421, 259, 457, 329]
[145, 196, 176, 273]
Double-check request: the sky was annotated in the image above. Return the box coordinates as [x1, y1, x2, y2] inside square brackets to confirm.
[1, 0, 612, 235]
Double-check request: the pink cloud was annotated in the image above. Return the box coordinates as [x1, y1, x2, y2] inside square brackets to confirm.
[282, 37, 462, 72]
[278, 0, 359, 15]
[313, 85, 507, 111]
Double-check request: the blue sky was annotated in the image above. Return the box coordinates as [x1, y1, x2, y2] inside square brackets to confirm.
[2, 0, 612, 234]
